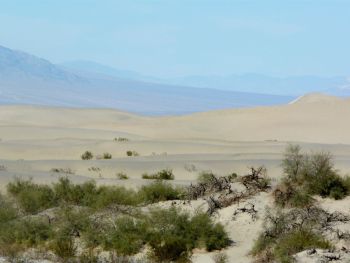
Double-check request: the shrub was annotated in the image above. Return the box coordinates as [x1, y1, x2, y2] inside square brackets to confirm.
[274, 181, 314, 208]
[146, 208, 230, 262]
[50, 168, 75, 174]
[7, 178, 57, 214]
[53, 177, 98, 206]
[142, 169, 174, 180]
[188, 212, 230, 251]
[81, 151, 94, 160]
[126, 150, 139, 157]
[282, 144, 305, 182]
[213, 252, 228, 263]
[93, 185, 141, 208]
[197, 171, 216, 184]
[78, 250, 99, 263]
[277, 145, 350, 207]
[117, 172, 129, 180]
[0, 217, 52, 248]
[54, 178, 141, 208]
[273, 229, 331, 263]
[252, 207, 333, 263]
[102, 216, 146, 255]
[139, 181, 184, 203]
[51, 207, 92, 259]
[51, 235, 76, 259]
[103, 152, 112, 159]
[0, 195, 17, 224]
[114, 137, 129, 142]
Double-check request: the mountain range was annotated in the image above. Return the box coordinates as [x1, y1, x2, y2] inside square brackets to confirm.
[1, 45, 348, 115]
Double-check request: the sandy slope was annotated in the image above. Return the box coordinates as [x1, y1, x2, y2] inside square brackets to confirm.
[0, 94, 350, 262]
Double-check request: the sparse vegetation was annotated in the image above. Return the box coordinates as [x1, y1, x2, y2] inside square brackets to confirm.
[213, 252, 229, 263]
[117, 172, 129, 180]
[0, 165, 6, 171]
[81, 151, 94, 160]
[184, 163, 197, 172]
[50, 168, 75, 174]
[7, 178, 57, 214]
[1, 174, 230, 261]
[126, 150, 139, 157]
[114, 137, 129, 142]
[251, 207, 337, 263]
[139, 180, 185, 203]
[88, 166, 101, 172]
[145, 208, 230, 262]
[142, 169, 174, 180]
[274, 144, 350, 208]
[103, 152, 112, 159]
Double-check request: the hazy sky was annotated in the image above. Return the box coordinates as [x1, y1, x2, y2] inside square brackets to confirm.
[1, 0, 350, 77]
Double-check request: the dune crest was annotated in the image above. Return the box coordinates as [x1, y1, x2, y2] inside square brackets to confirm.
[289, 92, 344, 104]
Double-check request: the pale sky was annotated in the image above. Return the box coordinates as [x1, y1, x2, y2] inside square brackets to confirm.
[1, 0, 350, 77]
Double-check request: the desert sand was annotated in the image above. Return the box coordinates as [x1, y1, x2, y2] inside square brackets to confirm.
[1, 93, 350, 262]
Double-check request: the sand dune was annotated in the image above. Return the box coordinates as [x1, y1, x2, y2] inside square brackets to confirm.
[0, 94, 349, 175]
[0, 94, 349, 262]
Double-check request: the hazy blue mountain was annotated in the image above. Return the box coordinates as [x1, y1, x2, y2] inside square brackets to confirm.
[0, 45, 294, 115]
[59, 59, 350, 97]
[60, 60, 147, 80]
[167, 73, 350, 96]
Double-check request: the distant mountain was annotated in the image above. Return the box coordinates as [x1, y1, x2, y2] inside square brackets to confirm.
[0, 45, 294, 115]
[59, 60, 149, 80]
[165, 73, 350, 96]
[0, 45, 80, 82]
[59, 59, 350, 97]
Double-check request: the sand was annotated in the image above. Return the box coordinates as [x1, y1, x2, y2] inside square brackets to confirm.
[0, 93, 350, 262]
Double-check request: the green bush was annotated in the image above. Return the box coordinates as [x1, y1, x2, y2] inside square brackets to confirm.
[81, 151, 94, 160]
[93, 185, 141, 208]
[117, 172, 129, 180]
[7, 178, 57, 214]
[102, 216, 146, 255]
[0, 195, 17, 224]
[197, 171, 216, 184]
[142, 169, 175, 180]
[273, 229, 331, 263]
[146, 208, 230, 262]
[51, 207, 93, 259]
[139, 181, 184, 203]
[7, 178, 144, 212]
[0, 217, 52, 247]
[213, 252, 228, 263]
[51, 235, 76, 259]
[53, 177, 98, 206]
[277, 145, 350, 207]
[103, 152, 112, 159]
[252, 208, 333, 263]
[114, 137, 129, 142]
[126, 150, 139, 157]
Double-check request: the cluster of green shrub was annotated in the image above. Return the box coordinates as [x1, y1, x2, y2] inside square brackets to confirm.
[50, 168, 75, 174]
[81, 151, 113, 160]
[274, 144, 350, 208]
[114, 137, 129, 142]
[83, 207, 230, 262]
[142, 169, 175, 180]
[116, 172, 129, 180]
[126, 150, 139, 157]
[102, 152, 112, 159]
[6, 177, 185, 214]
[251, 207, 332, 263]
[0, 191, 229, 262]
[251, 144, 350, 262]
[81, 151, 94, 160]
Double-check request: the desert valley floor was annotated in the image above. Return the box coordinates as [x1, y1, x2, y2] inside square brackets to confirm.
[1, 93, 350, 262]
